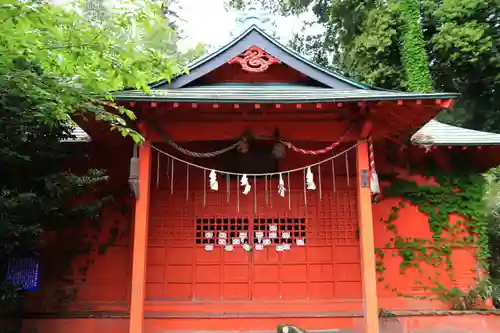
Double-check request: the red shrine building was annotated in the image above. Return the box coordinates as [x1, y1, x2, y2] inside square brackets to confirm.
[21, 14, 500, 333]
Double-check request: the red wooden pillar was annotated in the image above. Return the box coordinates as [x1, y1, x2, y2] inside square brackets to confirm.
[129, 141, 152, 333]
[356, 141, 380, 333]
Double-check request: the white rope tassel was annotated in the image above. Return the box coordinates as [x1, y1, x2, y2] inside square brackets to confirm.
[278, 173, 286, 197]
[240, 174, 251, 195]
[306, 167, 316, 190]
[368, 137, 380, 194]
[209, 170, 219, 191]
[371, 168, 380, 195]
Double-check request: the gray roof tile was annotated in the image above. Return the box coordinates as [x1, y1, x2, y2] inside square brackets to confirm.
[115, 86, 457, 103]
[412, 120, 500, 146]
[63, 125, 91, 142]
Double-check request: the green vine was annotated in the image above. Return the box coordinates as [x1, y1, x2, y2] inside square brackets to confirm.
[374, 163, 489, 308]
[397, 0, 434, 92]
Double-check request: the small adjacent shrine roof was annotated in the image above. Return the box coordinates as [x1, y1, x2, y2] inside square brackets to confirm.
[64, 125, 91, 142]
[412, 120, 500, 146]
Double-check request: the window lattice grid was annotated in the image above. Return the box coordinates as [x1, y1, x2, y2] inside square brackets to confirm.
[311, 190, 358, 245]
[195, 218, 249, 245]
[253, 218, 306, 245]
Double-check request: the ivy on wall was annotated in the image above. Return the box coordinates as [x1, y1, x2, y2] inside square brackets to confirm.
[397, 0, 434, 92]
[373, 163, 490, 309]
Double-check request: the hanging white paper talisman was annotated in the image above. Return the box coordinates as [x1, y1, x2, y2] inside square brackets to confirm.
[240, 175, 251, 195]
[282, 243, 291, 251]
[278, 173, 286, 197]
[269, 224, 278, 239]
[232, 238, 241, 245]
[205, 232, 214, 239]
[239, 232, 248, 242]
[276, 245, 284, 252]
[296, 238, 305, 246]
[218, 232, 227, 239]
[209, 170, 219, 191]
[204, 244, 214, 252]
[218, 239, 227, 245]
[306, 166, 316, 190]
[255, 231, 264, 243]
[282, 232, 291, 239]
[263, 238, 272, 246]
[255, 243, 264, 251]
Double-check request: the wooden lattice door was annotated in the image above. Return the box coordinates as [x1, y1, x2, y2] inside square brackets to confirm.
[148, 168, 361, 303]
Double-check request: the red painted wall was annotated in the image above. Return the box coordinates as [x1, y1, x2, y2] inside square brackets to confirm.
[23, 142, 134, 314]
[23, 140, 490, 318]
[191, 63, 310, 84]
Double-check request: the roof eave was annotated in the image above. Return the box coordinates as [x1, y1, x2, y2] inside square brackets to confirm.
[412, 141, 500, 146]
[114, 93, 459, 104]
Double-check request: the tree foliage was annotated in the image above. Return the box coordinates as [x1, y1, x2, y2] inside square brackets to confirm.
[483, 166, 500, 307]
[0, 0, 205, 318]
[398, 0, 433, 92]
[0, 0, 204, 141]
[228, 0, 500, 132]
[0, 57, 111, 317]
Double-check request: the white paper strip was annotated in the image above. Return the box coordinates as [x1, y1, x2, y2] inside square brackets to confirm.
[306, 166, 316, 190]
[240, 174, 251, 195]
[209, 169, 219, 191]
[278, 173, 286, 197]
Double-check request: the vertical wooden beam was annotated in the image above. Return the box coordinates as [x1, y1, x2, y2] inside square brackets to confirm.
[129, 142, 152, 333]
[356, 141, 380, 333]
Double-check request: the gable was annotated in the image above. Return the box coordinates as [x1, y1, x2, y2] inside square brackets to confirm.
[153, 26, 367, 90]
[189, 53, 323, 85]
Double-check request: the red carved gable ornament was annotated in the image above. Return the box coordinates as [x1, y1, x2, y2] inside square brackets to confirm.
[228, 46, 281, 73]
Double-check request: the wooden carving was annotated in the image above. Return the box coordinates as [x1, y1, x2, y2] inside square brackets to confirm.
[228, 46, 280, 73]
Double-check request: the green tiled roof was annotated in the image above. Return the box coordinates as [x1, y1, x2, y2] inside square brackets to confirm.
[115, 86, 457, 103]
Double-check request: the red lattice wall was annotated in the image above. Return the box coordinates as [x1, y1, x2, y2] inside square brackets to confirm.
[146, 148, 361, 313]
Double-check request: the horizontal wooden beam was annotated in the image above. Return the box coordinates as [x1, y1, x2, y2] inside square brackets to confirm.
[147, 121, 358, 142]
